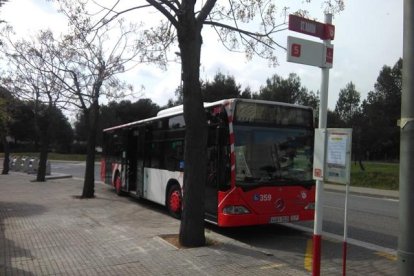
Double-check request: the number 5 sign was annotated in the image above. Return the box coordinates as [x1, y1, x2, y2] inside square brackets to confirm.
[291, 44, 301, 57]
[287, 36, 333, 68]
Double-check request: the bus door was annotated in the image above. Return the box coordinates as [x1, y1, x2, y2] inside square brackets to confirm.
[205, 126, 221, 223]
[205, 144, 218, 222]
[119, 129, 129, 192]
[126, 129, 138, 193]
[135, 126, 146, 197]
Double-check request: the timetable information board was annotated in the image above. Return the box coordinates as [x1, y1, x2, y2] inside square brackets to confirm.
[313, 129, 352, 185]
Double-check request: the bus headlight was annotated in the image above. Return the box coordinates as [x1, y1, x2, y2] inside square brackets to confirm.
[223, 205, 250, 215]
[305, 203, 315, 210]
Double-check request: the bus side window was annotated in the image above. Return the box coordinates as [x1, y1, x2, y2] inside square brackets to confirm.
[165, 141, 175, 171]
[169, 115, 185, 129]
[175, 142, 184, 171]
[149, 142, 161, 169]
[103, 131, 123, 157]
[164, 140, 184, 171]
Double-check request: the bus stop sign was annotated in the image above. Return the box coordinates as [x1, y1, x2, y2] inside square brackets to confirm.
[287, 36, 333, 68]
[288, 14, 335, 40]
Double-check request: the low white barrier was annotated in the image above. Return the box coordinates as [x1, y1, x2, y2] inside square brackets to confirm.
[9, 156, 51, 175]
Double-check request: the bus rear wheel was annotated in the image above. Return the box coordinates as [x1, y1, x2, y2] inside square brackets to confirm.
[167, 185, 182, 219]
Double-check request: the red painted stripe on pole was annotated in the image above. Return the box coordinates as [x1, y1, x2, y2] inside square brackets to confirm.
[229, 133, 235, 144]
[223, 102, 236, 187]
[312, 234, 322, 276]
[231, 170, 236, 186]
[230, 152, 236, 165]
[342, 241, 347, 276]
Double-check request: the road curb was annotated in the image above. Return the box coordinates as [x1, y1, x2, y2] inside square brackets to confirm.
[46, 174, 73, 180]
[325, 183, 399, 199]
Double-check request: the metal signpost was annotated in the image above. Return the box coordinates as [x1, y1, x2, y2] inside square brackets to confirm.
[399, 0, 414, 274]
[313, 129, 352, 275]
[287, 14, 349, 276]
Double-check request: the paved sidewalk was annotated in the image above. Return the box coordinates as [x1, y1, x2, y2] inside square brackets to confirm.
[0, 172, 396, 275]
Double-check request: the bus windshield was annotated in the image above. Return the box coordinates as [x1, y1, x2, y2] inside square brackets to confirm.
[234, 125, 313, 187]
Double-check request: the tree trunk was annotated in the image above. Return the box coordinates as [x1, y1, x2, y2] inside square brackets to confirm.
[36, 105, 53, 182]
[82, 103, 99, 198]
[36, 130, 49, 182]
[1, 134, 10, 175]
[178, 13, 207, 247]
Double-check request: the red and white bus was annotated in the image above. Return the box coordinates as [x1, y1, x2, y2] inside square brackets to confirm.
[101, 98, 315, 227]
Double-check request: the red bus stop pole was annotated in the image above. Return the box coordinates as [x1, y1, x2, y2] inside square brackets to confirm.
[312, 13, 333, 276]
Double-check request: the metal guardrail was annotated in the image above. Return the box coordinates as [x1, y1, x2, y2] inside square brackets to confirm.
[9, 156, 51, 175]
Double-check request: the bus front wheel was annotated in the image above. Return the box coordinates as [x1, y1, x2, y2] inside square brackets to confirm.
[167, 185, 182, 219]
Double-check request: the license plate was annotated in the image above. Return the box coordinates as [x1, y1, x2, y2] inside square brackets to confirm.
[270, 216, 289, 223]
[290, 215, 299, 221]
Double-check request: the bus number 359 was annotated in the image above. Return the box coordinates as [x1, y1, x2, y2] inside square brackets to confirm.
[254, 194, 272, 202]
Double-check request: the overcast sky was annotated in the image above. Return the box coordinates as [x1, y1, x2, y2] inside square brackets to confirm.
[1, 0, 403, 110]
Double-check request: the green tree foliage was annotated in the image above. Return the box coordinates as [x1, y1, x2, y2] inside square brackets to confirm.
[202, 72, 241, 102]
[102, 99, 160, 128]
[240, 87, 253, 99]
[46, 107, 74, 153]
[168, 72, 319, 110]
[0, 86, 73, 154]
[253, 73, 319, 110]
[8, 102, 36, 144]
[334, 82, 361, 125]
[327, 109, 343, 127]
[360, 59, 402, 160]
[9, 101, 73, 152]
[332, 82, 364, 168]
[254, 73, 301, 103]
[328, 60, 402, 163]
[168, 72, 244, 106]
[74, 99, 160, 147]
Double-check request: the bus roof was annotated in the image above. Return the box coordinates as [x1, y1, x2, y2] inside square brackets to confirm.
[103, 98, 312, 132]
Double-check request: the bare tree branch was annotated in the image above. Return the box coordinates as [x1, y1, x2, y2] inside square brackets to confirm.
[146, 0, 179, 28]
[196, 0, 216, 23]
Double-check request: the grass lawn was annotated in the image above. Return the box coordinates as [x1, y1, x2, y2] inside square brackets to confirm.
[351, 162, 399, 190]
[0, 152, 99, 162]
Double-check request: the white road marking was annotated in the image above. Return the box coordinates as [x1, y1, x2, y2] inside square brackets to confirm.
[286, 223, 397, 256]
[325, 190, 399, 202]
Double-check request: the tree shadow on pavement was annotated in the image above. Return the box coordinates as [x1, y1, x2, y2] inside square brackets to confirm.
[207, 223, 397, 275]
[0, 201, 47, 275]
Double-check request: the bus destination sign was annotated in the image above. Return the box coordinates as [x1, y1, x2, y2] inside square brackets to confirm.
[288, 14, 335, 40]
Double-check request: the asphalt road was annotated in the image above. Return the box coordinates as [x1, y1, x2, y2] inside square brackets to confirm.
[50, 160, 398, 252]
[51, 160, 101, 180]
[296, 191, 398, 251]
